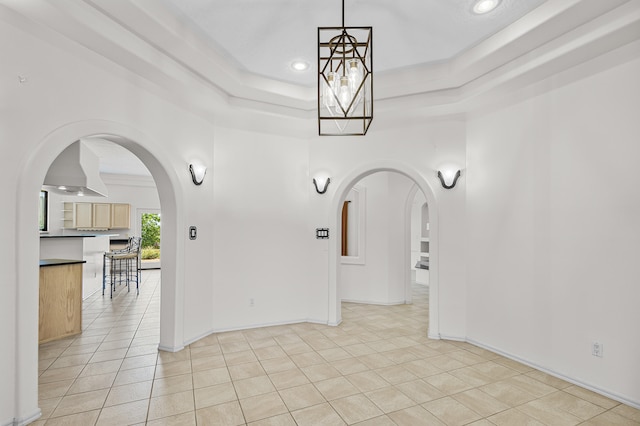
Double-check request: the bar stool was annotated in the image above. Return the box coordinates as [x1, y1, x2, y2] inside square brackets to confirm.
[103, 237, 142, 298]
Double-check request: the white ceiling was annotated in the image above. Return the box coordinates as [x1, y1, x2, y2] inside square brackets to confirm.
[160, 0, 547, 86]
[84, 139, 151, 177]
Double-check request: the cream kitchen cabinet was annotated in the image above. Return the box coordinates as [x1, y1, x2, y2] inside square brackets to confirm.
[63, 202, 130, 230]
[110, 203, 131, 229]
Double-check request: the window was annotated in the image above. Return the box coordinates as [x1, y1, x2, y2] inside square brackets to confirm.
[39, 190, 48, 232]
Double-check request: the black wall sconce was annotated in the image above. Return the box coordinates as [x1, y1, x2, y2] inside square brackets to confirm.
[189, 163, 207, 186]
[313, 177, 331, 194]
[437, 170, 461, 189]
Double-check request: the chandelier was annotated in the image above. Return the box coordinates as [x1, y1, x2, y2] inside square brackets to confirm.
[318, 0, 373, 136]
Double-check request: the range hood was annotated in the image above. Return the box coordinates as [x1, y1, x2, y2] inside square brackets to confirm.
[43, 140, 108, 197]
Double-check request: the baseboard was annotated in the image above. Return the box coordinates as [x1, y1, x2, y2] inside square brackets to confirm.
[341, 298, 405, 306]
[5, 409, 42, 426]
[466, 338, 640, 410]
[157, 344, 183, 353]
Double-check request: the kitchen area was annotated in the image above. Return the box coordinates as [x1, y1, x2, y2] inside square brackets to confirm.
[38, 139, 159, 343]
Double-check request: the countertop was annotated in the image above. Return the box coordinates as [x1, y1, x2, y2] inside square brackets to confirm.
[39, 259, 87, 267]
[40, 234, 120, 238]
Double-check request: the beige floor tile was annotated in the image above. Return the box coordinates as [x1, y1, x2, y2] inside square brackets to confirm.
[224, 349, 259, 365]
[387, 405, 446, 426]
[89, 348, 128, 363]
[49, 353, 94, 369]
[330, 393, 383, 424]
[146, 411, 197, 426]
[353, 415, 397, 425]
[39, 365, 84, 384]
[152, 373, 194, 397]
[563, 385, 621, 409]
[291, 402, 346, 426]
[346, 370, 389, 392]
[125, 344, 159, 358]
[234, 375, 276, 399]
[488, 408, 546, 425]
[505, 374, 559, 398]
[44, 409, 100, 426]
[358, 353, 395, 369]
[79, 359, 122, 377]
[254, 345, 287, 360]
[269, 368, 310, 390]
[314, 376, 360, 400]
[452, 388, 510, 418]
[240, 391, 289, 423]
[189, 344, 222, 359]
[332, 357, 370, 375]
[537, 390, 607, 420]
[449, 366, 495, 387]
[38, 397, 62, 420]
[97, 338, 132, 352]
[195, 381, 238, 409]
[374, 365, 417, 385]
[67, 372, 117, 395]
[228, 361, 266, 380]
[423, 372, 475, 395]
[38, 379, 74, 400]
[192, 366, 231, 388]
[493, 356, 534, 373]
[104, 380, 152, 406]
[113, 365, 155, 386]
[279, 383, 326, 411]
[120, 353, 158, 371]
[261, 356, 298, 374]
[291, 351, 326, 368]
[612, 404, 640, 422]
[317, 347, 352, 362]
[51, 388, 109, 418]
[301, 363, 342, 382]
[96, 399, 149, 426]
[155, 359, 192, 379]
[365, 386, 416, 413]
[148, 389, 195, 420]
[525, 370, 572, 389]
[248, 337, 278, 350]
[581, 410, 640, 425]
[220, 340, 252, 353]
[479, 379, 538, 406]
[395, 379, 445, 404]
[517, 399, 583, 425]
[423, 396, 483, 426]
[157, 349, 191, 364]
[248, 412, 297, 425]
[192, 354, 226, 372]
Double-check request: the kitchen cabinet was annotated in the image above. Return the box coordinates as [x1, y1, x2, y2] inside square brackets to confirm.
[63, 202, 131, 230]
[110, 203, 130, 229]
[74, 203, 93, 228]
[92, 203, 111, 229]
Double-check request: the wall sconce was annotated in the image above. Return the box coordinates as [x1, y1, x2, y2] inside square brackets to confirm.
[437, 170, 461, 189]
[189, 163, 207, 186]
[313, 177, 331, 194]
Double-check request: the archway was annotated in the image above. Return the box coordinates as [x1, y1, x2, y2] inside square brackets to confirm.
[328, 160, 440, 339]
[15, 120, 185, 422]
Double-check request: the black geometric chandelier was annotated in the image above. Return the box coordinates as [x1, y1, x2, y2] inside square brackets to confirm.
[318, 0, 373, 136]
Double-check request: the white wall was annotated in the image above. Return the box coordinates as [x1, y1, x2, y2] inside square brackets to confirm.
[466, 54, 640, 405]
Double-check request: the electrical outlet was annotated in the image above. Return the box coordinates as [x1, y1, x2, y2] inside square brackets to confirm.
[592, 342, 603, 357]
[249, 298, 254, 307]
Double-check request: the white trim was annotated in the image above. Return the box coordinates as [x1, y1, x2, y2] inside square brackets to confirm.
[10, 409, 41, 426]
[157, 344, 183, 353]
[467, 338, 640, 410]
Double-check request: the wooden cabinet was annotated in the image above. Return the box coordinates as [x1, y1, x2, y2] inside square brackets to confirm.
[92, 203, 111, 229]
[63, 202, 131, 230]
[74, 203, 93, 228]
[39, 261, 83, 343]
[110, 203, 131, 229]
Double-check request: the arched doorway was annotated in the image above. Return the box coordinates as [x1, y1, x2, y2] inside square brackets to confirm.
[15, 120, 184, 422]
[327, 161, 440, 339]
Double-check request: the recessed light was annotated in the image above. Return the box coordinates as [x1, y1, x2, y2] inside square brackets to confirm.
[473, 0, 501, 14]
[58, 186, 67, 190]
[291, 60, 310, 72]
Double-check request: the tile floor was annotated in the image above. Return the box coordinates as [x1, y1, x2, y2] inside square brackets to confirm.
[35, 270, 640, 425]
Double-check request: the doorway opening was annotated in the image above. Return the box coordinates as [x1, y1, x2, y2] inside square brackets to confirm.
[337, 171, 432, 336]
[139, 210, 161, 270]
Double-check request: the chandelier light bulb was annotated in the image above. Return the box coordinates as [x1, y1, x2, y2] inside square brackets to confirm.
[338, 76, 352, 112]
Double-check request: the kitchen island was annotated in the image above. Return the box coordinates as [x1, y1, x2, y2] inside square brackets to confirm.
[40, 234, 118, 299]
[39, 259, 86, 343]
